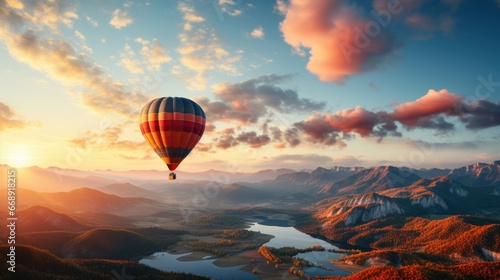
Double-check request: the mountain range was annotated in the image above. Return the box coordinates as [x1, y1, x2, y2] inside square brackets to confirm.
[2, 160, 499, 217]
[0, 160, 499, 279]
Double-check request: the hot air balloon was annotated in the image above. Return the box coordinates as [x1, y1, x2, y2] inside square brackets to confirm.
[139, 97, 206, 180]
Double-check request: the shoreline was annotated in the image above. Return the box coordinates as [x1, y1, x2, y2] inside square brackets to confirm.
[144, 214, 367, 279]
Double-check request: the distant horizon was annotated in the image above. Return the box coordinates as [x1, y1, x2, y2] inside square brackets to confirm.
[2, 158, 499, 173]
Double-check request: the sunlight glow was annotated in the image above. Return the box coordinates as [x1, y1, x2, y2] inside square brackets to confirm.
[9, 151, 31, 167]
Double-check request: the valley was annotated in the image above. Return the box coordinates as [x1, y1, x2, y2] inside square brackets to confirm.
[0, 160, 499, 279]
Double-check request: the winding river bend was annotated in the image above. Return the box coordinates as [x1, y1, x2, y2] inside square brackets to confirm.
[140, 217, 353, 279]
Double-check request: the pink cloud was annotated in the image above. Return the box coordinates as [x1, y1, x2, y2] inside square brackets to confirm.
[326, 107, 380, 136]
[406, 14, 454, 34]
[279, 0, 396, 82]
[373, 0, 426, 15]
[293, 89, 490, 147]
[392, 89, 463, 126]
[194, 143, 213, 152]
[204, 88, 500, 150]
[296, 107, 379, 145]
[274, 142, 286, 149]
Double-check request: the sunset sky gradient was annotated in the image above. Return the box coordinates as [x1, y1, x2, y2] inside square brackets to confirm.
[1, 0, 499, 172]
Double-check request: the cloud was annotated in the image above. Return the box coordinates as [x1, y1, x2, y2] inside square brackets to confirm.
[269, 126, 282, 141]
[284, 127, 301, 147]
[312, 107, 379, 136]
[141, 42, 171, 70]
[278, 0, 397, 82]
[86, 16, 98, 27]
[392, 89, 463, 128]
[174, 2, 242, 90]
[178, 2, 205, 22]
[5, 0, 23, 10]
[73, 30, 93, 54]
[271, 153, 332, 162]
[275, 0, 288, 14]
[293, 89, 500, 148]
[381, 0, 461, 39]
[251, 26, 264, 39]
[194, 142, 213, 152]
[0, 102, 31, 132]
[236, 131, 271, 148]
[402, 0, 463, 35]
[33, 1, 78, 30]
[1, 0, 78, 33]
[109, 9, 132, 29]
[461, 99, 500, 129]
[265, 153, 335, 169]
[204, 123, 216, 134]
[74, 30, 85, 40]
[135, 37, 149, 45]
[293, 106, 397, 146]
[211, 127, 272, 150]
[214, 0, 243, 18]
[197, 74, 325, 124]
[404, 139, 480, 150]
[373, 0, 426, 14]
[197, 74, 325, 150]
[120, 57, 143, 74]
[118, 44, 143, 74]
[118, 40, 171, 74]
[274, 142, 286, 149]
[0, 2, 148, 118]
[475, 152, 500, 162]
[15, 31, 147, 116]
[406, 14, 454, 34]
[278, 0, 464, 82]
[332, 155, 364, 166]
[68, 122, 153, 160]
[214, 127, 238, 149]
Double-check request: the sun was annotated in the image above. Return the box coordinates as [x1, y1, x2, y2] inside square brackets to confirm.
[9, 151, 31, 167]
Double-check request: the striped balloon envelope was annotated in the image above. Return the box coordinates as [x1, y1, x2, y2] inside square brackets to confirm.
[139, 97, 206, 171]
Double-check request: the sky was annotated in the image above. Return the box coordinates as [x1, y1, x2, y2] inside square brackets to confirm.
[1, 0, 500, 172]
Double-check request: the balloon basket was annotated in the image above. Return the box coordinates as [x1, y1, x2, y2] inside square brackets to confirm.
[169, 172, 176, 180]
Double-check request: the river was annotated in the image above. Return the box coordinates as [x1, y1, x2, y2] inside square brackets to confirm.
[140, 218, 352, 279]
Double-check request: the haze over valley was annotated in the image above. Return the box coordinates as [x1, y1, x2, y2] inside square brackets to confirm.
[1, 160, 499, 279]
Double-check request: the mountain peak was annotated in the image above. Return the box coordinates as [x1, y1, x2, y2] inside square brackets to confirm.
[449, 161, 500, 186]
[311, 166, 329, 175]
[320, 166, 421, 195]
[380, 165, 399, 172]
[19, 205, 88, 232]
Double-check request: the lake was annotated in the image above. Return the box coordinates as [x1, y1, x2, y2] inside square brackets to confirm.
[140, 252, 259, 279]
[248, 221, 351, 277]
[140, 219, 351, 279]
[248, 220, 339, 249]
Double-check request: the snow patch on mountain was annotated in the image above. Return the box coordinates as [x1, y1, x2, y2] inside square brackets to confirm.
[341, 193, 386, 207]
[344, 201, 404, 225]
[411, 194, 448, 210]
[481, 248, 500, 261]
[449, 186, 468, 197]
